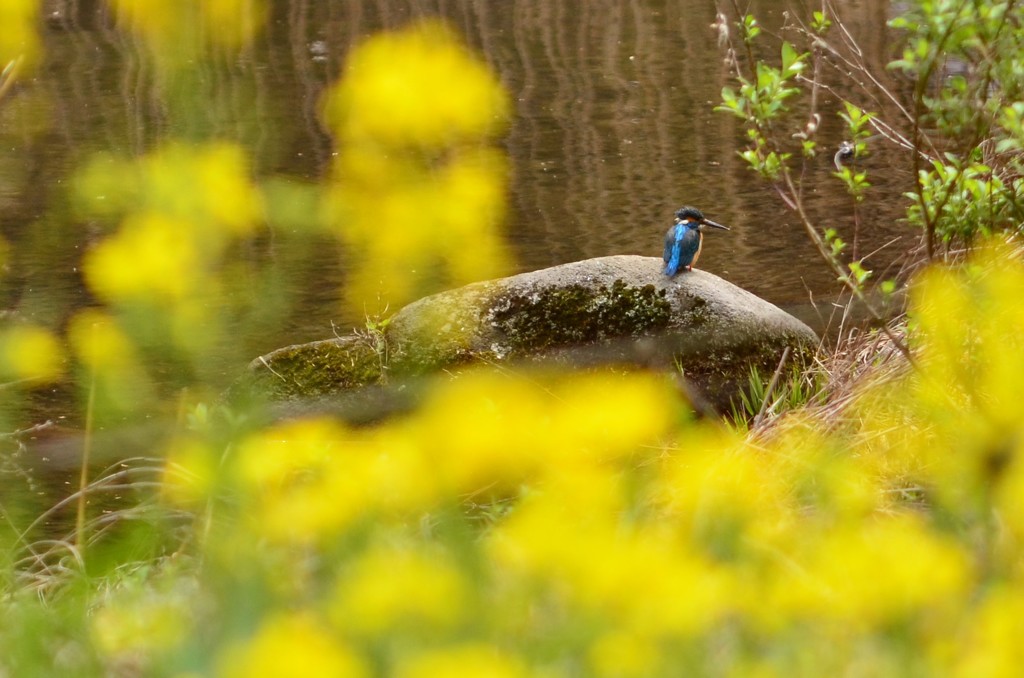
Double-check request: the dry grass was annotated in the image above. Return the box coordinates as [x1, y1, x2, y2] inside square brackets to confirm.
[746, 313, 912, 442]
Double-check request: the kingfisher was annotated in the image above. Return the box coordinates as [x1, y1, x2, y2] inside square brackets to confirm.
[663, 206, 731, 276]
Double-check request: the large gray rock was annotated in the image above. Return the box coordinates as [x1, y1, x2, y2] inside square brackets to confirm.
[240, 255, 818, 410]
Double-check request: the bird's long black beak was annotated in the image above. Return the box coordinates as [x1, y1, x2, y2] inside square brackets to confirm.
[700, 218, 730, 231]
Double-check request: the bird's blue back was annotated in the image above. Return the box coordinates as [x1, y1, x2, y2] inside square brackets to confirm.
[663, 222, 701, 276]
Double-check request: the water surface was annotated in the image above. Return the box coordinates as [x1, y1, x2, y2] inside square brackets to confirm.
[2, 0, 912, 378]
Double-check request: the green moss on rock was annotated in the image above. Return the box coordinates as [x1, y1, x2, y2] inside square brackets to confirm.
[491, 280, 671, 352]
[240, 337, 383, 400]
[678, 294, 712, 328]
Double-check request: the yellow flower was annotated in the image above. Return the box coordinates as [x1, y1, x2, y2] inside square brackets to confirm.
[77, 143, 263, 237]
[68, 310, 136, 371]
[395, 643, 527, 678]
[574, 529, 735, 637]
[413, 370, 677, 496]
[217, 613, 368, 678]
[162, 436, 219, 507]
[490, 494, 735, 638]
[233, 418, 368, 544]
[0, 1, 41, 71]
[950, 586, 1024, 678]
[768, 416, 882, 519]
[653, 428, 794, 556]
[416, 371, 547, 494]
[777, 516, 971, 628]
[547, 371, 675, 466]
[67, 310, 155, 411]
[234, 418, 349, 488]
[324, 21, 508, 148]
[358, 426, 441, 515]
[899, 244, 1024, 510]
[589, 631, 661, 678]
[322, 21, 511, 313]
[0, 324, 63, 383]
[92, 592, 189, 659]
[110, 0, 263, 58]
[143, 143, 263, 237]
[331, 543, 468, 637]
[201, 0, 265, 49]
[84, 213, 201, 302]
[993, 444, 1024, 544]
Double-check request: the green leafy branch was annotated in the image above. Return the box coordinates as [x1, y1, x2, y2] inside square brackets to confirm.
[715, 3, 913, 364]
[888, 0, 1024, 257]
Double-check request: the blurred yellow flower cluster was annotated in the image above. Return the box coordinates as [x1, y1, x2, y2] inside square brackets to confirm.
[109, 0, 264, 64]
[0, 323, 63, 383]
[68, 142, 263, 408]
[166, 370, 675, 546]
[0, 0, 40, 73]
[217, 613, 369, 678]
[854, 243, 1024, 562]
[0, 211, 63, 389]
[118, 244, 1024, 676]
[79, 143, 261, 252]
[321, 22, 511, 314]
[80, 144, 261, 298]
[324, 22, 508, 148]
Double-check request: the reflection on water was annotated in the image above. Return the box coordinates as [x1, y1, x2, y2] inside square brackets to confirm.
[1, 0, 912, 360]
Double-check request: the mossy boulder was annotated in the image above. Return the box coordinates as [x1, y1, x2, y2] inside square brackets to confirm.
[240, 336, 383, 401]
[241, 255, 818, 410]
